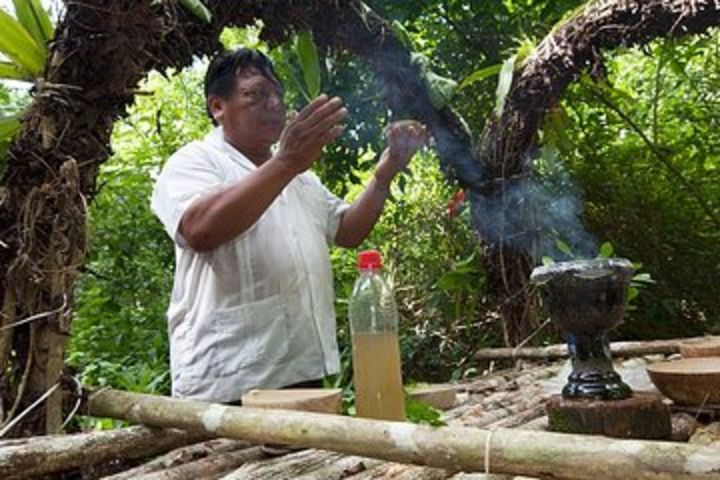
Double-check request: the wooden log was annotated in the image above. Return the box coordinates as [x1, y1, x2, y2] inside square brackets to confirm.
[86, 388, 720, 480]
[137, 446, 267, 480]
[473, 336, 720, 361]
[0, 426, 207, 480]
[220, 448, 383, 480]
[350, 462, 449, 480]
[103, 438, 252, 480]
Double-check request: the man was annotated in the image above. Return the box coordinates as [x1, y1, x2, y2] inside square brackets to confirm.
[151, 48, 427, 403]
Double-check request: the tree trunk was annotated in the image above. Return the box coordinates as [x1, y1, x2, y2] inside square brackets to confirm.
[85, 388, 720, 479]
[0, 425, 207, 480]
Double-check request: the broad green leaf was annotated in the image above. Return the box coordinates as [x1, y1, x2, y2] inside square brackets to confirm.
[542, 256, 554, 266]
[494, 55, 516, 118]
[0, 8, 45, 74]
[178, 0, 212, 24]
[0, 61, 31, 81]
[13, 0, 54, 47]
[599, 242, 614, 258]
[295, 30, 321, 100]
[459, 64, 502, 90]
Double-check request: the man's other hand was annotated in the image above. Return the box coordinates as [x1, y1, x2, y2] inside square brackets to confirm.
[375, 120, 429, 187]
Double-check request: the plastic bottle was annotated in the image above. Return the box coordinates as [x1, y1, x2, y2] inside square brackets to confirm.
[348, 249, 405, 421]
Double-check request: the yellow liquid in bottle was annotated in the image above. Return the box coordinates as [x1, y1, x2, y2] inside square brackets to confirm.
[351, 331, 406, 421]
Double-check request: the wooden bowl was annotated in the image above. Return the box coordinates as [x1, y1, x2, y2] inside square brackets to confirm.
[241, 388, 342, 414]
[646, 357, 720, 406]
[679, 337, 720, 358]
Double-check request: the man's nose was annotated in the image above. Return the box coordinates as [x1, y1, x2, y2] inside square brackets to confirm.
[267, 92, 284, 110]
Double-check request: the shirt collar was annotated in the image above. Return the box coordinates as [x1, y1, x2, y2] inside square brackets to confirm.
[204, 126, 258, 171]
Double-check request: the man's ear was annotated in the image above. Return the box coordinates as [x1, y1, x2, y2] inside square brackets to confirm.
[208, 95, 224, 124]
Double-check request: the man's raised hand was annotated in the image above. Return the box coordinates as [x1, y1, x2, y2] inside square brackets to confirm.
[275, 94, 347, 174]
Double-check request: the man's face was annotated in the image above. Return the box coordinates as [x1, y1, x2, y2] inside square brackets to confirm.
[209, 68, 286, 146]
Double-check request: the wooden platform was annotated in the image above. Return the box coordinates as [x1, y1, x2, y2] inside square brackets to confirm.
[5, 358, 715, 479]
[98, 363, 562, 479]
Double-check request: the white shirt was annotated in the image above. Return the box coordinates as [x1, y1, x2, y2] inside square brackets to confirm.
[151, 127, 348, 402]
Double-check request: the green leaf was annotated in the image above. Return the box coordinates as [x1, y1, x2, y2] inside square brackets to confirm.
[295, 30, 321, 100]
[411, 53, 457, 109]
[391, 20, 415, 50]
[458, 63, 502, 90]
[0, 8, 45, 75]
[514, 37, 536, 65]
[178, 0, 212, 24]
[599, 242, 614, 258]
[555, 239, 573, 256]
[0, 114, 20, 174]
[632, 273, 655, 284]
[436, 271, 472, 291]
[0, 61, 31, 81]
[494, 55, 516, 118]
[405, 396, 446, 427]
[454, 251, 477, 269]
[12, 0, 54, 48]
[0, 114, 21, 140]
[626, 287, 639, 302]
[424, 70, 457, 109]
[542, 256, 555, 266]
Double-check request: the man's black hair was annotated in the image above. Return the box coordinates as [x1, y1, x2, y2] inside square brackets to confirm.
[204, 48, 282, 124]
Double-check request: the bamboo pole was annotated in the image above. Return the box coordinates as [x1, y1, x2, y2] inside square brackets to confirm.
[473, 336, 720, 361]
[0, 426, 206, 480]
[87, 388, 720, 480]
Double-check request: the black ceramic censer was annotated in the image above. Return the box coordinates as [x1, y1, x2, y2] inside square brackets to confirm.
[531, 258, 634, 400]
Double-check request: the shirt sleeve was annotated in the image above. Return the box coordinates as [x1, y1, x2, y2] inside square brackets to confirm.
[151, 142, 225, 248]
[303, 173, 350, 245]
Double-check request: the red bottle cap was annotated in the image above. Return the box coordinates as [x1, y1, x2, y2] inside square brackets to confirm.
[358, 250, 383, 270]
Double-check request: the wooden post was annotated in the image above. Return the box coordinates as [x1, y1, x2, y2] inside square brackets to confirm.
[86, 388, 720, 480]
